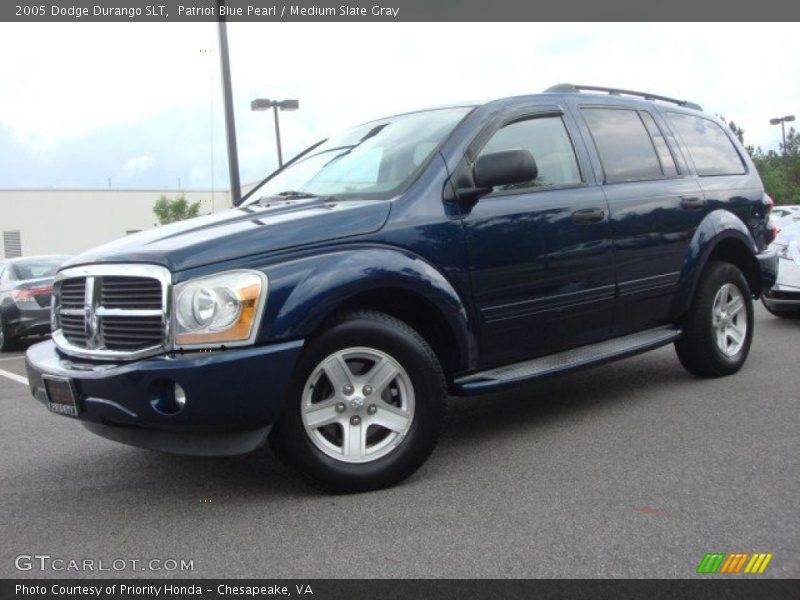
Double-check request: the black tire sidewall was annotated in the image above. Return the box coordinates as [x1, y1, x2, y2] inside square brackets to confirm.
[0, 314, 11, 352]
[696, 263, 754, 372]
[271, 312, 446, 492]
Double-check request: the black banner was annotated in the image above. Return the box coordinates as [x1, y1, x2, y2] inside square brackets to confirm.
[4, 0, 800, 22]
[3, 579, 800, 600]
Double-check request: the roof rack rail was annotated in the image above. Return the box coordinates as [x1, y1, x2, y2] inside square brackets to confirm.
[544, 83, 702, 111]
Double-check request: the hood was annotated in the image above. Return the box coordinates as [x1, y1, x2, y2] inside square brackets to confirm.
[774, 221, 800, 246]
[65, 198, 391, 273]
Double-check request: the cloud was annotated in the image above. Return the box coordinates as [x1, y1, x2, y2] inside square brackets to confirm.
[0, 22, 798, 188]
[0, 22, 218, 151]
[119, 155, 156, 178]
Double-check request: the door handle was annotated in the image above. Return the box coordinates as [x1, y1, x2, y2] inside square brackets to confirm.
[680, 196, 706, 210]
[572, 208, 606, 224]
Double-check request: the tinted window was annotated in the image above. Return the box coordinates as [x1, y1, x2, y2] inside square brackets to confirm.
[582, 108, 663, 183]
[479, 115, 582, 192]
[667, 113, 746, 176]
[639, 111, 678, 177]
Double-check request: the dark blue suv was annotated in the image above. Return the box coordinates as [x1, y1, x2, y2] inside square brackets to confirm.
[26, 84, 778, 492]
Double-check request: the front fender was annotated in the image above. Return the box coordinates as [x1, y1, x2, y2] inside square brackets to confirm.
[671, 209, 758, 318]
[260, 245, 477, 369]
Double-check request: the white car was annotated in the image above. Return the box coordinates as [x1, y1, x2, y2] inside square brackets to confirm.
[769, 205, 800, 233]
[763, 221, 800, 318]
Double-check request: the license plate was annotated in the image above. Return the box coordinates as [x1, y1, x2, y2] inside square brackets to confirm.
[43, 376, 80, 417]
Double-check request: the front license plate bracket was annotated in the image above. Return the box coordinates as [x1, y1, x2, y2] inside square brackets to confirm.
[43, 376, 81, 417]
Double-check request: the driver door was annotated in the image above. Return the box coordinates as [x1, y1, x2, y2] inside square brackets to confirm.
[461, 109, 615, 368]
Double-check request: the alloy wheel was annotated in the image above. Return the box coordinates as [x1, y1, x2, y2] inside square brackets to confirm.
[711, 283, 747, 357]
[301, 346, 415, 464]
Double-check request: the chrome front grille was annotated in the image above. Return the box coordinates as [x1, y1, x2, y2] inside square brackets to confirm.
[100, 276, 162, 309]
[100, 315, 163, 350]
[52, 265, 171, 360]
[59, 278, 86, 308]
[60, 313, 88, 346]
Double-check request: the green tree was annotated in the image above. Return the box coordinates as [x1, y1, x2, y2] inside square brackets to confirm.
[721, 118, 800, 205]
[153, 194, 202, 225]
[728, 120, 745, 144]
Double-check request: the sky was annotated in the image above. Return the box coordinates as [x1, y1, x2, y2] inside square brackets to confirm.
[0, 22, 798, 191]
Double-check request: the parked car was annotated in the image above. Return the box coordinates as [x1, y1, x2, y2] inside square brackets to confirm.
[762, 221, 800, 318]
[769, 205, 800, 232]
[1, 255, 69, 351]
[25, 84, 777, 492]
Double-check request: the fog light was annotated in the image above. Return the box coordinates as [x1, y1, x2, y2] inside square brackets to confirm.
[149, 380, 186, 415]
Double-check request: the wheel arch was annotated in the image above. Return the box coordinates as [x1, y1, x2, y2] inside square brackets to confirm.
[262, 246, 478, 379]
[671, 209, 762, 319]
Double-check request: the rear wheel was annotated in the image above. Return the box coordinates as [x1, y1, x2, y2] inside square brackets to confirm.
[675, 261, 754, 377]
[269, 310, 446, 493]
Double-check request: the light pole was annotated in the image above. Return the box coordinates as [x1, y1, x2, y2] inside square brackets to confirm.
[251, 98, 300, 168]
[769, 115, 795, 155]
[217, 5, 242, 206]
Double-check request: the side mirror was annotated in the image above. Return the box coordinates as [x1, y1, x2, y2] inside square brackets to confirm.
[456, 149, 538, 201]
[474, 149, 538, 189]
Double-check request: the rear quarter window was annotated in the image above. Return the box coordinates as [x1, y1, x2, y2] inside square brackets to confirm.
[667, 113, 746, 176]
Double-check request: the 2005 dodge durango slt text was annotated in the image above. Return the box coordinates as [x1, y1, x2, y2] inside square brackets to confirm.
[26, 84, 778, 492]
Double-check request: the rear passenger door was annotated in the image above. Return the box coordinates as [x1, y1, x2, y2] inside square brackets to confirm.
[574, 104, 706, 335]
[664, 111, 757, 235]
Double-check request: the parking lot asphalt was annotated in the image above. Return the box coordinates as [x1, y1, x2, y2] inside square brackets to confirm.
[0, 304, 797, 579]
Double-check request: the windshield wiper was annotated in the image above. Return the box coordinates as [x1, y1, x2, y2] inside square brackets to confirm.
[257, 191, 340, 206]
[276, 190, 318, 198]
[256, 191, 317, 205]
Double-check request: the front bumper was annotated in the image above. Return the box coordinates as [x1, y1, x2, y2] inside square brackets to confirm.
[25, 338, 304, 455]
[763, 255, 800, 308]
[756, 250, 779, 294]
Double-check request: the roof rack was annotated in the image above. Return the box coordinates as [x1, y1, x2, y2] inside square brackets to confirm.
[544, 83, 702, 111]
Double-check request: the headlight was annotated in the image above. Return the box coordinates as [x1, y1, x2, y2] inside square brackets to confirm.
[173, 270, 267, 347]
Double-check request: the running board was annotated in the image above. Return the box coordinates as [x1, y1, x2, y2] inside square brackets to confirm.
[454, 326, 681, 395]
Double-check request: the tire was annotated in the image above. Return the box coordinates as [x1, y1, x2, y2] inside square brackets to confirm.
[0, 315, 15, 352]
[675, 261, 754, 377]
[761, 296, 800, 319]
[269, 310, 447, 493]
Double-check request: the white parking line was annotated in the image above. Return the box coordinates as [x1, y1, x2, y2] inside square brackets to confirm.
[0, 355, 25, 362]
[0, 368, 28, 386]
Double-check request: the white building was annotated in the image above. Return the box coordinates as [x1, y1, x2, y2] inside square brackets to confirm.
[0, 186, 259, 259]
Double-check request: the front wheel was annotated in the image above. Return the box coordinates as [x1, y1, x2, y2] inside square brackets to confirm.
[269, 311, 446, 493]
[675, 261, 754, 377]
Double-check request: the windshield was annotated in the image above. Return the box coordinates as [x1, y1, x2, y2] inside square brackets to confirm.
[245, 107, 472, 203]
[12, 257, 66, 280]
